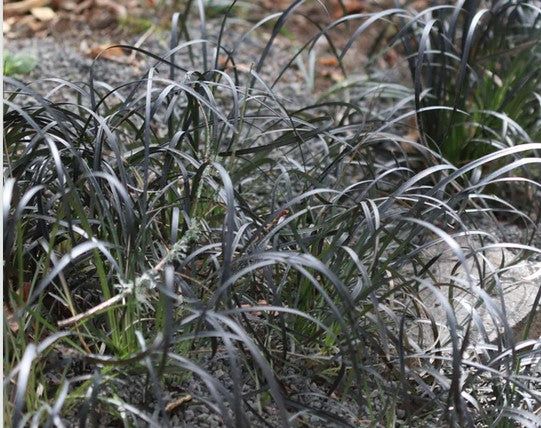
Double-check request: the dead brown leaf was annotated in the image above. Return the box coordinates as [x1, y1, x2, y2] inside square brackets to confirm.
[240, 303, 261, 316]
[85, 44, 129, 63]
[318, 56, 339, 67]
[332, 0, 366, 19]
[240, 300, 280, 316]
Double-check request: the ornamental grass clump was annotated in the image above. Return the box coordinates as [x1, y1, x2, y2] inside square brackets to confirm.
[3, 1, 541, 426]
[392, 0, 541, 166]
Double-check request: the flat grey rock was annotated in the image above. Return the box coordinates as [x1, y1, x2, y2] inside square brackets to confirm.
[411, 235, 540, 343]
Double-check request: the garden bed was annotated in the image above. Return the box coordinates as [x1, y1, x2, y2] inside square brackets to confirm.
[4, 1, 541, 427]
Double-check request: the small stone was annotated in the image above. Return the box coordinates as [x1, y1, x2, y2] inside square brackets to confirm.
[196, 413, 209, 422]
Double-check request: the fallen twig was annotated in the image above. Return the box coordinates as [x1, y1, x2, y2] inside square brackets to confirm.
[57, 292, 126, 328]
[57, 220, 201, 328]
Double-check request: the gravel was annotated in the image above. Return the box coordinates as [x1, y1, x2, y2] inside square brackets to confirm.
[4, 15, 316, 108]
[50, 348, 365, 427]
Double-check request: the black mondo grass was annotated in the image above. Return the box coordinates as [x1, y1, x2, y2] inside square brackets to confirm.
[3, 1, 541, 427]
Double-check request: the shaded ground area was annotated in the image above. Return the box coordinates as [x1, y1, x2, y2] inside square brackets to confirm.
[4, 0, 413, 90]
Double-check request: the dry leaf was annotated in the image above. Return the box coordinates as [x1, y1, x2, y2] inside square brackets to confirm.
[86, 44, 128, 63]
[318, 57, 339, 67]
[31, 6, 57, 21]
[165, 395, 192, 413]
[332, 0, 366, 18]
[240, 300, 280, 316]
[240, 303, 261, 316]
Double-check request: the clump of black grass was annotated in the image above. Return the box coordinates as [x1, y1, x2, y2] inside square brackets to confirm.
[393, 0, 541, 167]
[3, 1, 541, 427]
